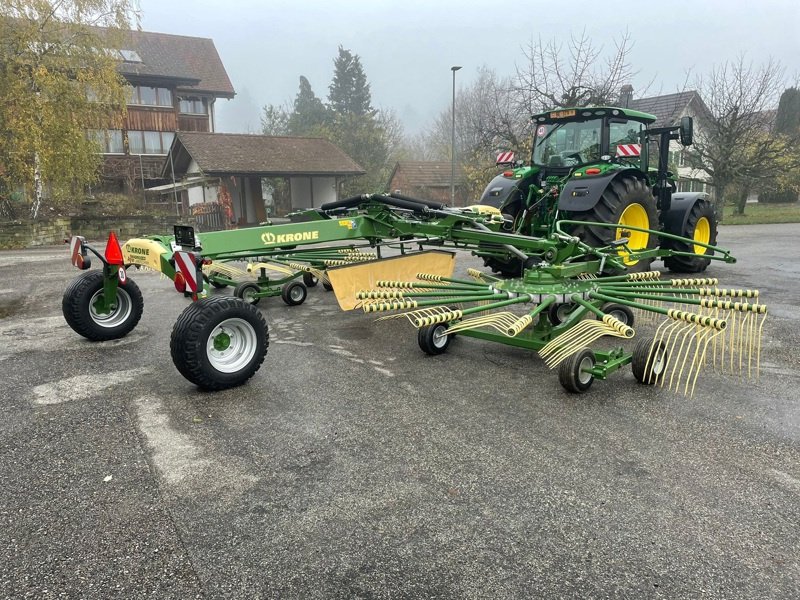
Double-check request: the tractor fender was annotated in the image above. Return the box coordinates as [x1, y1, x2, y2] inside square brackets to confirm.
[557, 169, 646, 212]
[479, 174, 523, 210]
[661, 192, 713, 235]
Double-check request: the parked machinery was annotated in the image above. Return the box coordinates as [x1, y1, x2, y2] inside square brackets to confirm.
[477, 106, 717, 276]
[62, 192, 763, 394]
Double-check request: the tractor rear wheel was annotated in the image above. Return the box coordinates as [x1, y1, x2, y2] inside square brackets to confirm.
[663, 200, 717, 273]
[62, 271, 144, 341]
[570, 177, 658, 273]
[170, 297, 269, 391]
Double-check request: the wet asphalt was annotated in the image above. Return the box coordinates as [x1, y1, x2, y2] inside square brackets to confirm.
[0, 223, 798, 599]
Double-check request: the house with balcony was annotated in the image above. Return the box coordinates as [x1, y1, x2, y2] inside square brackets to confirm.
[92, 28, 235, 191]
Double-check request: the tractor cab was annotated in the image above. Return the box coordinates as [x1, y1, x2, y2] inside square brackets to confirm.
[530, 107, 656, 175]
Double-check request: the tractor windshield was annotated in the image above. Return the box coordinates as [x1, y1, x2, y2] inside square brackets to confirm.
[533, 120, 602, 168]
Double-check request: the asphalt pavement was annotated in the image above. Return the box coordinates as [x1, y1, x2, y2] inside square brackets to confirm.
[1, 223, 798, 599]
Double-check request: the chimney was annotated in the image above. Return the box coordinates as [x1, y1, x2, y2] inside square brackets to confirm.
[619, 84, 634, 108]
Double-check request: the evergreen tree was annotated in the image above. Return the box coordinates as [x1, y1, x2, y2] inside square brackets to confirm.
[328, 46, 373, 117]
[760, 87, 800, 204]
[287, 76, 328, 135]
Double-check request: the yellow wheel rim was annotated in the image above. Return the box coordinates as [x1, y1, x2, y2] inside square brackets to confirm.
[693, 216, 711, 255]
[616, 203, 650, 265]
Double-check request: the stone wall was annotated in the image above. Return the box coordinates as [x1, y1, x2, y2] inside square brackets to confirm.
[0, 216, 188, 249]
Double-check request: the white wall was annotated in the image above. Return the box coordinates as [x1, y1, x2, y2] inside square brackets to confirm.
[290, 176, 336, 209]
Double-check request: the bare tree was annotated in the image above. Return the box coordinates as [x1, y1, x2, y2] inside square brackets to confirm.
[688, 56, 789, 213]
[514, 29, 636, 112]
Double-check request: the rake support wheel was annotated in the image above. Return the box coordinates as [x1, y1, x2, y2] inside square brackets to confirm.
[170, 297, 269, 391]
[62, 271, 143, 341]
[632, 338, 668, 385]
[558, 348, 596, 393]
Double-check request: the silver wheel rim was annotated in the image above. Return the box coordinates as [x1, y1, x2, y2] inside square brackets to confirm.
[609, 309, 628, 324]
[243, 286, 257, 303]
[432, 325, 448, 348]
[289, 285, 304, 302]
[557, 304, 573, 321]
[651, 346, 666, 375]
[206, 318, 258, 373]
[578, 356, 594, 385]
[89, 288, 132, 328]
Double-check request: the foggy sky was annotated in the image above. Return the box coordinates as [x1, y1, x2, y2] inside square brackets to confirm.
[139, 0, 800, 135]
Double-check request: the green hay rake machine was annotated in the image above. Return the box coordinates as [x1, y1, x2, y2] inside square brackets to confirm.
[62, 192, 767, 395]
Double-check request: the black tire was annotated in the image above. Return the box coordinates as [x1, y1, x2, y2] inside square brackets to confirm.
[569, 177, 659, 273]
[170, 297, 269, 391]
[322, 280, 334, 292]
[206, 272, 228, 289]
[234, 282, 261, 305]
[62, 271, 143, 341]
[558, 347, 596, 393]
[663, 200, 718, 273]
[601, 302, 634, 327]
[631, 338, 668, 385]
[417, 323, 451, 355]
[548, 302, 577, 325]
[281, 281, 307, 306]
[302, 272, 319, 287]
[482, 252, 523, 277]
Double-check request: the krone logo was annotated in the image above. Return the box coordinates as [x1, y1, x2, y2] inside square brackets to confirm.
[261, 230, 320, 245]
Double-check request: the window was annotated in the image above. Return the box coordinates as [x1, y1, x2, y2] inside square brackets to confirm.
[179, 97, 207, 114]
[129, 86, 173, 107]
[88, 129, 124, 154]
[533, 120, 602, 167]
[127, 130, 174, 154]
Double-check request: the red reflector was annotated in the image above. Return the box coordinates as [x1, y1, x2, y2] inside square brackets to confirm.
[585, 168, 601, 175]
[503, 170, 514, 177]
[104, 231, 124, 266]
[174, 271, 187, 293]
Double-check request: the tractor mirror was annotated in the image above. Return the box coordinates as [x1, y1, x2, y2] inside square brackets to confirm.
[679, 116, 694, 146]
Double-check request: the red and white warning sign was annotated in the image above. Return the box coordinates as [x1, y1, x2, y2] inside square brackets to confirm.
[495, 151, 515, 165]
[536, 125, 547, 137]
[616, 143, 641, 157]
[118, 266, 127, 284]
[173, 251, 199, 293]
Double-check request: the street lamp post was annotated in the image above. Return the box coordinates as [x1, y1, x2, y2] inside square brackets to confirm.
[450, 65, 462, 205]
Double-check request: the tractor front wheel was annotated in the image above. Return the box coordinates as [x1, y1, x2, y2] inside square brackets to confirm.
[418, 324, 451, 355]
[558, 348, 596, 393]
[663, 200, 718, 273]
[570, 177, 659, 273]
[170, 297, 269, 391]
[62, 271, 144, 341]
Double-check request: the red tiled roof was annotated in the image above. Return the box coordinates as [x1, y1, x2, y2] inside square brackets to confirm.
[388, 161, 465, 188]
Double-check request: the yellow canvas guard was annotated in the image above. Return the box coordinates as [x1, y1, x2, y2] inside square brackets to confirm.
[326, 250, 456, 310]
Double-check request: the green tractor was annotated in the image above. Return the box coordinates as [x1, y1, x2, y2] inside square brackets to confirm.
[477, 106, 718, 275]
